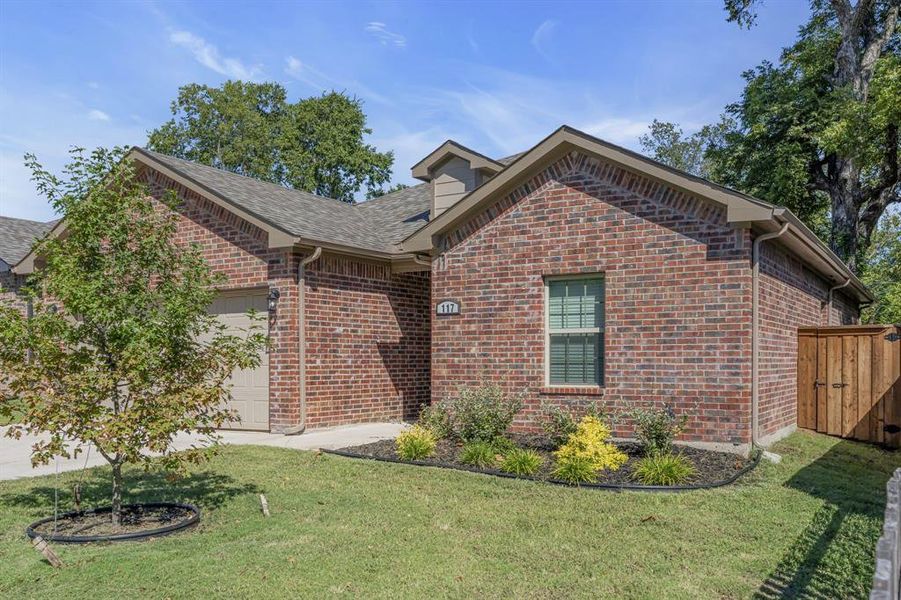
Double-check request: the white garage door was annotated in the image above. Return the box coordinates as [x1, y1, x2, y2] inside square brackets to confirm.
[208, 290, 270, 431]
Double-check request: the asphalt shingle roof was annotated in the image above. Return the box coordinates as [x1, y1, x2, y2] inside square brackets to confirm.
[0, 216, 56, 266]
[137, 148, 431, 254]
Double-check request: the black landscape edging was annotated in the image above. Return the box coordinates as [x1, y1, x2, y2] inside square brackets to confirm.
[321, 447, 762, 493]
[25, 502, 201, 544]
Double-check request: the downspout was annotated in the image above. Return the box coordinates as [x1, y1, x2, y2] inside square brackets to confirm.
[412, 254, 431, 268]
[283, 246, 322, 435]
[825, 278, 852, 326]
[751, 222, 789, 448]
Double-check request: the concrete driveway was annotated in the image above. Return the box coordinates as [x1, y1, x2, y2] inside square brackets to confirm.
[0, 422, 404, 481]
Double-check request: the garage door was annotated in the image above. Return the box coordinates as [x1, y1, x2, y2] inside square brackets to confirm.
[208, 290, 270, 431]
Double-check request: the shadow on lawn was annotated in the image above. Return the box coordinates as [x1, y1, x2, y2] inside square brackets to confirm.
[754, 439, 897, 599]
[1, 466, 260, 514]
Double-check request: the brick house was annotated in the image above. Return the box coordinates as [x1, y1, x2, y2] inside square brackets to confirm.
[4, 126, 870, 450]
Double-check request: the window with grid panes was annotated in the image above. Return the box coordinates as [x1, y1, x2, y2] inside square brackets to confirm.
[546, 277, 604, 386]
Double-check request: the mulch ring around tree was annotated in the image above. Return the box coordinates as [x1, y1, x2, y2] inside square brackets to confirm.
[327, 434, 759, 491]
[27, 502, 200, 543]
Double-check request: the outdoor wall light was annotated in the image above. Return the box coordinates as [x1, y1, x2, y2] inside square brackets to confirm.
[267, 289, 280, 313]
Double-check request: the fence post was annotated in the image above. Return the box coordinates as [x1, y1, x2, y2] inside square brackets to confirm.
[871, 468, 901, 600]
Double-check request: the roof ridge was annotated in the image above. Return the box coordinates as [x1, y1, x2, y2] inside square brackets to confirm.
[137, 147, 356, 211]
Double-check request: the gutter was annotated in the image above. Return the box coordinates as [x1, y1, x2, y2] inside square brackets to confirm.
[751, 222, 789, 447]
[826, 278, 852, 326]
[282, 246, 322, 435]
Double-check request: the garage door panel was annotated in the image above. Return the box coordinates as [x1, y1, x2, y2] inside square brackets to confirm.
[208, 290, 269, 431]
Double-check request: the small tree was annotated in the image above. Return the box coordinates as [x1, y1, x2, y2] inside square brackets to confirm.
[0, 148, 267, 524]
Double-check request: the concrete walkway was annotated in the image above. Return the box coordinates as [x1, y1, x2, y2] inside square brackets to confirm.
[0, 422, 404, 481]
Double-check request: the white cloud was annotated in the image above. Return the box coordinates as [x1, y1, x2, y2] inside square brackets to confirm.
[580, 118, 651, 146]
[88, 109, 110, 121]
[169, 30, 260, 79]
[364, 22, 406, 48]
[284, 56, 392, 106]
[531, 20, 557, 60]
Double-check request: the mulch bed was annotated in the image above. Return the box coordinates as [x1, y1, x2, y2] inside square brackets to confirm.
[28, 503, 199, 542]
[333, 433, 755, 489]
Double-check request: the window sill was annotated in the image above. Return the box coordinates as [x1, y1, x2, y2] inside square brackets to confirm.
[539, 386, 604, 396]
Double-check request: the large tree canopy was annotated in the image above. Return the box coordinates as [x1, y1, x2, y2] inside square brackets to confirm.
[642, 0, 899, 272]
[147, 81, 394, 202]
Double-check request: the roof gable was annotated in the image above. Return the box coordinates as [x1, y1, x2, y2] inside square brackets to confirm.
[400, 125, 870, 303]
[411, 140, 504, 181]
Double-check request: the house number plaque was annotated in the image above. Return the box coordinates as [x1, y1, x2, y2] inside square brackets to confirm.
[436, 300, 461, 316]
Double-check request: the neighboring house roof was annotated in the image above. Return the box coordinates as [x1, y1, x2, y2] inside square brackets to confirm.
[134, 148, 430, 255]
[0, 216, 56, 266]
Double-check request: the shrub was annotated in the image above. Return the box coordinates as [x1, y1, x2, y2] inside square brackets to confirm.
[447, 384, 523, 443]
[540, 401, 618, 448]
[417, 402, 452, 439]
[540, 403, 578, 448]
[395, 426, 437, 461]
[500, 448, 544, 477]
[631, 404, 689, 456]
[552, 455, 597, 484]
[633, 453, 697, 486]
[554, 416, 628, 474]
[460, 441, 500, 468]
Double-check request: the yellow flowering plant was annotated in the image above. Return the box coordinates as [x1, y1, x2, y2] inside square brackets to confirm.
[554, 416, 628, 474]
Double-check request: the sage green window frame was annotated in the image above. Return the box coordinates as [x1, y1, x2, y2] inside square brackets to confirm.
[544, 275, 605, 387]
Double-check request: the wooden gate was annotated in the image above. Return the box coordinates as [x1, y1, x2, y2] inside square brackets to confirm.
[798, 325, 901, 448]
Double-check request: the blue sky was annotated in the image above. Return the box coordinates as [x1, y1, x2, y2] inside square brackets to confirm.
[0, 0, 811, 221]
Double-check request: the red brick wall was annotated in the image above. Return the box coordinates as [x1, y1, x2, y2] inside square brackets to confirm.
[0, 270, 29, 315]
[143, 167, 431, 431]
[305, 255, 430, 428]
[143, 169, 303, 432]
[431, 151, 753, 444]
[757, 243, 859, 438]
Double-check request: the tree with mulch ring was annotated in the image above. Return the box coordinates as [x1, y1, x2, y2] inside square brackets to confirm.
[0, 148, 266, 541]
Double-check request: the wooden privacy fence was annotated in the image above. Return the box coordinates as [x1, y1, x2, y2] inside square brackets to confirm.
[798, 325, 901, 448]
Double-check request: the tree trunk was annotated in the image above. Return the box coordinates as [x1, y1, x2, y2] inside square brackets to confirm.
[110, 462, 123, 526]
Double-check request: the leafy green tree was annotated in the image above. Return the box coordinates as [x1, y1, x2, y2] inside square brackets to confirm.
[148, 81, 393, 202]
[860, 211, 901, 323]
[0, 148, 266, 524]
[367, 182, 409, 200]
[639, 118, 734, 180]
[645, 1, 900, 272]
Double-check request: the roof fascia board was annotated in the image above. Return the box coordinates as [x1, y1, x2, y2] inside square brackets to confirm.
[771, 210, 872, 302]
[129, 148, 300, 250]
[411, 141, 505, 181]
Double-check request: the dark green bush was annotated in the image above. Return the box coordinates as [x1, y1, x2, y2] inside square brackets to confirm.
[633, 453, 696, 485]
[447, 384, 522, 443]
[500, 448, 544, 477]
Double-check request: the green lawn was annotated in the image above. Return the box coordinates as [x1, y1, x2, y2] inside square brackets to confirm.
[0, 431, 895, 599]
